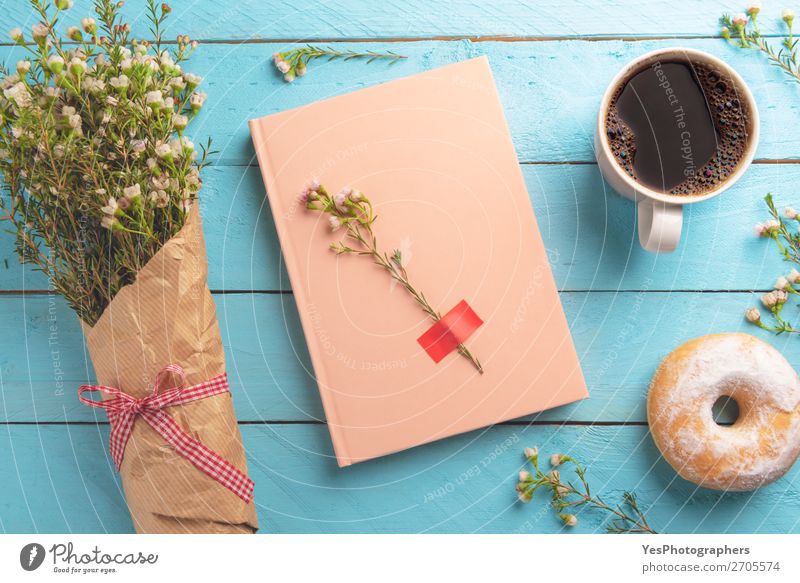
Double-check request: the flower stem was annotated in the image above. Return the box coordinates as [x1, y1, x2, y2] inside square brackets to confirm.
[517, 450, 657, 533]
[351, 221, 484, 374]
[273, 45, 406, 81]
[307, 185, 484, 374]
[721, 13, 800, 85]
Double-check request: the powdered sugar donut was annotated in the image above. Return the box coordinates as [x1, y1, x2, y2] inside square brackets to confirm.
[648, 333, 800, 491]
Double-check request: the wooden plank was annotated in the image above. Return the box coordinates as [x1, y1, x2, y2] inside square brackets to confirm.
[0, 1, 791, 41]
[2, 38, 800, 167]
[1, 424, 799, 533]
[0, 290, 790, 423]
[1, 163, 788, 291]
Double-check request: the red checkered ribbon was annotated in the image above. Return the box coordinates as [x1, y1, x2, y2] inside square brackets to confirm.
[78, 364, 254, 503]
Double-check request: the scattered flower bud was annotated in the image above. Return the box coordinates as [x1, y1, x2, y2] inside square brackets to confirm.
[784, 8, 796, 25]
[523, 447, 538, 460]
[763, 219, 780, 234]
[56, 0, 75, 10]
[746, 1, 762, 16]
[69, 57, 87, 76]
[334, 191, 348, 211]
[184, 72, 202, 88]
[560, 514, 578, 527]
[548, 470, 561, 483]
[10, 27, 23, 43]
[732, 12, 749, 29]
[169, 76, 186, 92]
[296, 62, 307, 76]
[776, 276, 790, 290]
[3, 83, 31, 108]
[329, 216, 342, 231]
[721, 26, 731, 40]
[518, 470, 532, 482]
[517, 490, 532, 503]
[761, 291, 778, 308]
[155, 142, 172, 160]
[16, 60, 31, 75]
[47, 54, 65, 74]
[123, 184, 141, 201]
[109, 74, 129, 90]
[789, 268, 800, 284]
[284, 71, 296, 82]
[309, 179, 321, 191]
[31, 22, 49, 40]
[784, 207, 798, 219]
[101, 196, 119, 218]
[173, 114, 189, 130]
[550, 454, 563, 466]
[81, 17, 97, 34]
[745, 307, 761, 323]
[189, 91, 207, 111]
[67, 26, 82, 41]
[149, 190, 169, 208]
[145, 90, 164, 110]
[179, 136, 194, 153]
[776, 289, 789, 304]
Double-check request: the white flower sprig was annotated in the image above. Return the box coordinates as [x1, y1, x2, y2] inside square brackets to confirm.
[721, 4, 800, 85]
[301, 181, 484, 373]
[516, 447, 657, 534]
[272, 45, 406, 82]
[0, 0, 210, 325]
[747, 194, 800, 334]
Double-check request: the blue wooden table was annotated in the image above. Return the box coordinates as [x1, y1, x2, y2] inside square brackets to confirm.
[3, 0, 800, 534]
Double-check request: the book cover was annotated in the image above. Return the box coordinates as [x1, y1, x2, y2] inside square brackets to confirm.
[249, 57, 588, 466]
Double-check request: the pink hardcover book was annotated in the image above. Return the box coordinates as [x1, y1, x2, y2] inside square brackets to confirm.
[249, 57, 588, 466]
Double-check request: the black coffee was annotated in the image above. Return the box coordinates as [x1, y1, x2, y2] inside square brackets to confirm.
[605, 60, 753, 196]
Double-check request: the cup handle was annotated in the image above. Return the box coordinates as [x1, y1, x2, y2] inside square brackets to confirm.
[637, 200, 682, 253]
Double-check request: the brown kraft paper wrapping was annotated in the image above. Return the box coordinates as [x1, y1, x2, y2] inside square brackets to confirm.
[82, 204, 259, 533]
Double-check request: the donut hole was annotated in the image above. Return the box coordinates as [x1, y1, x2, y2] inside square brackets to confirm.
[712, 395, 740, 426]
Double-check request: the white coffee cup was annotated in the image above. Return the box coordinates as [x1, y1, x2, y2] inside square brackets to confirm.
[595, 48, 760, 253]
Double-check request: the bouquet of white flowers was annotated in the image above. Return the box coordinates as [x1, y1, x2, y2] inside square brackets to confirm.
[1, 0, 208, 324]
[0, 0, 257, 533]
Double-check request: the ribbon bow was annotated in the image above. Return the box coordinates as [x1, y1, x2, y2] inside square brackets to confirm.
[79, 364, 254, 503]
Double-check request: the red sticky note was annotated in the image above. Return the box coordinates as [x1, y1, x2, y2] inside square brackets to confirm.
[417, 300, 483, 363]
